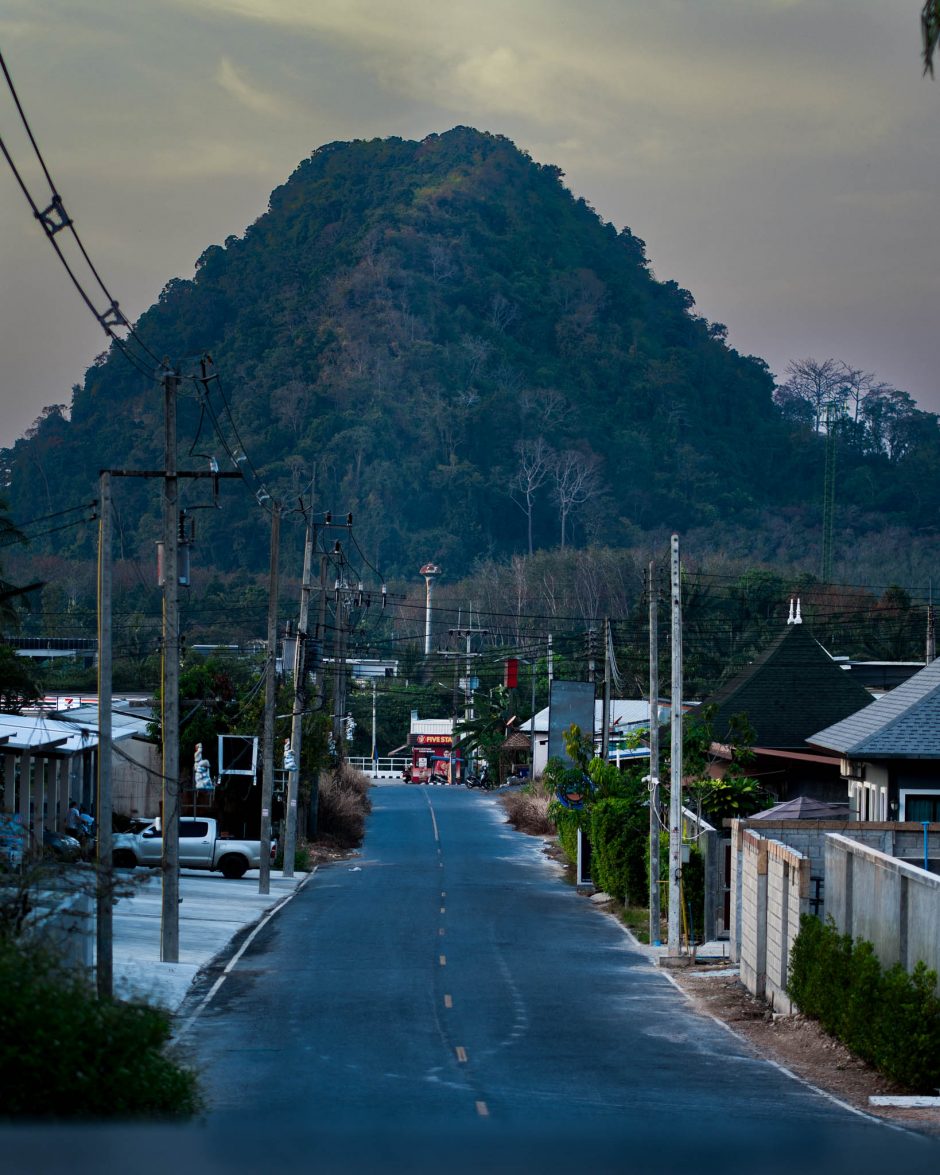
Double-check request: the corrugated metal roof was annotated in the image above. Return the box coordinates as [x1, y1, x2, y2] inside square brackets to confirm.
[0, 709, 150, 754]
[809, 656, 940, 757]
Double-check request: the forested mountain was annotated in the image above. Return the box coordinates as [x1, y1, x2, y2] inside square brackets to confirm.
[4, 127, 940, 581]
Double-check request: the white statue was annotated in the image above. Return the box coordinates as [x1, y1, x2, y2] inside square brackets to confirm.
[194, 742, 214, 789]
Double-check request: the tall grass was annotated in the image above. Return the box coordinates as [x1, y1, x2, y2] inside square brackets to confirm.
[501, 779, 556, 836]
[317, 762, 372, 847]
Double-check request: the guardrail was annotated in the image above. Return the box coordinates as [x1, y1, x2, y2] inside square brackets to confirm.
[348, 756, 411, 779]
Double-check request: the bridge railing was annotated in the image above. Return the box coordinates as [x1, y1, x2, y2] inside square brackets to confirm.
[347, 755, 411, 779]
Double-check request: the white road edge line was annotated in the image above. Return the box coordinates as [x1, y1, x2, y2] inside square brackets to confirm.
[173, 869, 317, 1041]
[607, 913, 916, 1137]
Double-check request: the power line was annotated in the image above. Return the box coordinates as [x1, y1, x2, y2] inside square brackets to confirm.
[0, 47, 160, 375]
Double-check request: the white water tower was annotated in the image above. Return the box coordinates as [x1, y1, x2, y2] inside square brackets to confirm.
[420, 563, 440, 656]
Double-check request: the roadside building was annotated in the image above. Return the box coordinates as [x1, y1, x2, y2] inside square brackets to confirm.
[809, 655, 940, 821]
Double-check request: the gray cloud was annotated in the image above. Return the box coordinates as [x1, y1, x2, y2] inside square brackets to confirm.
[0, 0, 938, 449]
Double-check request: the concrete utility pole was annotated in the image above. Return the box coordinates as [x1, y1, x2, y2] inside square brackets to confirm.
[648, 560, 661, 947]
[370, 677, 377, 775]
[96, 470, 113, 997]
[161, 365, 181, 964]
[284, 500, 314, 878]
[332, 543, 349, 760]
[600, 617, 611, 760]
[529, 650, 537, 780]
[259, 504, 281, 896]
[307, 549, 328, 838]
[668, 534, 683, 957]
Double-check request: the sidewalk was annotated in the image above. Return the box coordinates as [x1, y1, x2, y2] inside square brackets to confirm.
[109, 868, 310, 1010]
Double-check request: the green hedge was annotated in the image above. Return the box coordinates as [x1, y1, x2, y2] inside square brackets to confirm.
[548, 802, 582, 864]
[589, 798, 648, 905]
[788, 915, 940, 1091]
[0, 936, 202, 1119]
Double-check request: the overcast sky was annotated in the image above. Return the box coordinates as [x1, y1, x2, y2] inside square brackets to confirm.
[0, 1, 938, 449]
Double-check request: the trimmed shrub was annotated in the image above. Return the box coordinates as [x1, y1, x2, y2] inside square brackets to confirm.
[589, 798, 647, 904]
[0, 936, 202, 1119]
[788, 915, 940, 1091]
[548, 802, 582, 863]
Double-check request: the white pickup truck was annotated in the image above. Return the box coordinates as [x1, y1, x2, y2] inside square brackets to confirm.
[112, 817, 273, 879]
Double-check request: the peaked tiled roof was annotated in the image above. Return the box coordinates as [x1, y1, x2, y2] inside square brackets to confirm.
[809, 655, 940, 757]
[703, 624, 874, 750]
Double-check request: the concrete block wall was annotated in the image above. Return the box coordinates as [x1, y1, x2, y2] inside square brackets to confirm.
[825, 834, 940, 991]
[735, 830, 809, 1011]
[730, 821, 940, 924]
[764, 839, 810, 1014]
[738, 831, 767, 999]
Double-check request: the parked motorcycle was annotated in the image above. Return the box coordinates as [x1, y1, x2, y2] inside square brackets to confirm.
[467, 767, 494, 790]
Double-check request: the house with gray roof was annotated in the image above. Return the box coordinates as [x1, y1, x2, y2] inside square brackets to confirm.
[809, 656, 940, 821]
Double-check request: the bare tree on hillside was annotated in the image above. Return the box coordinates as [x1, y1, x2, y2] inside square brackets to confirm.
[550, 449, 601, 549]
[774, 358, 847, 433]
[510, 437, 551, 556]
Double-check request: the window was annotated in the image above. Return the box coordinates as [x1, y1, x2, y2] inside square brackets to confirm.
[903, 794, 940, 822]
[180, 820, 209, 839]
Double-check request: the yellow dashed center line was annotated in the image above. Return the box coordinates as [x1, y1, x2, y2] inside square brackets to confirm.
[444, 994, 453, 1008]
[439, 927, 445, 936]
[476, 1100, 489, 1117]
[439, 954, 447, 966]
[455, 1046, 468, 1063]
[440, 906, 446, 914]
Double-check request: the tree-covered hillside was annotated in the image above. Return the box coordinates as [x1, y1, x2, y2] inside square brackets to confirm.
[3, 127, 940, 580]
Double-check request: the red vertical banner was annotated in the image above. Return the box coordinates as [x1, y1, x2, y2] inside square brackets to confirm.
[504, 658, 519, 689]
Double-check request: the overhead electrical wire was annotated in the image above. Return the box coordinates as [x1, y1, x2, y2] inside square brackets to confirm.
[0, 47, 160, 377]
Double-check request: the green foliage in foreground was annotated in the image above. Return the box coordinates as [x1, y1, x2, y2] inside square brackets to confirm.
[0, 936, 202, 1119]
[788, 915, 940, 1091]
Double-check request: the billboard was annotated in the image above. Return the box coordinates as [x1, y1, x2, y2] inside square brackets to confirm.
[217, 734, 259, 778]
[548, 680, 596, 767]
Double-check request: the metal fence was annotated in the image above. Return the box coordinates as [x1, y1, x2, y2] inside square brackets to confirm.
[347, 756, 410, 779]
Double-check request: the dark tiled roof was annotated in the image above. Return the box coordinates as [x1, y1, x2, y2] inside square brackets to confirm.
[809, 656, 940, 757]
[703, 624, 874, 750]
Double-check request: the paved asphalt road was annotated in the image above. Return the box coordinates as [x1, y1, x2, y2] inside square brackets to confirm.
[8, 783, 936, 1174]
[171, 784, 935, 1173]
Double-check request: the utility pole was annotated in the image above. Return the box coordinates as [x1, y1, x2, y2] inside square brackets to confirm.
[96, 471, 113, 996]
[927, 590, 936, 666]
[648, 560, 661, 946]
[308, 549, 328, 837]
[332, 543, 348, 759]
[371, 677, 377, 775]
[104, 365, 240, 965]
[259, 504, 280, 896]
[668, 534, 683, 957]
[529, 649, 537, 781]
[284, 499, 314, 878]
[547, 633, 553, 683]
[161, 365, 181, 964]
[586, 627, 597, 684]
[600, 617, 611, 761]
